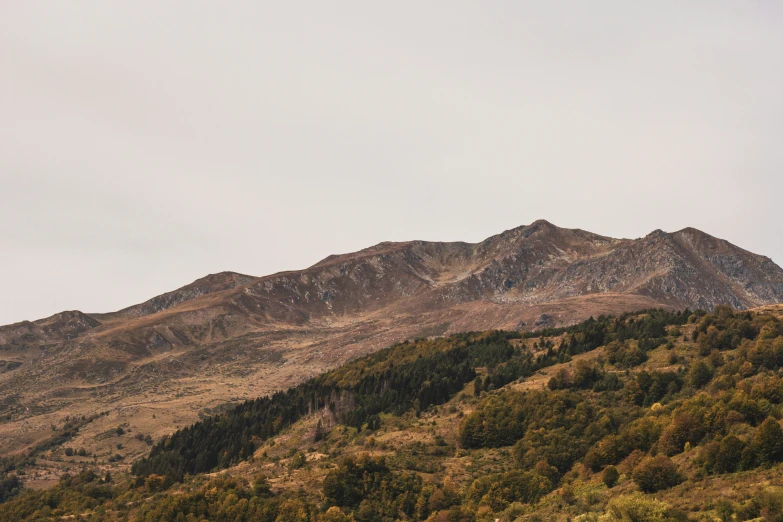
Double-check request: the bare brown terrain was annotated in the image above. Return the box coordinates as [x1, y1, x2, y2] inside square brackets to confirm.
[1, 220, 782, 485]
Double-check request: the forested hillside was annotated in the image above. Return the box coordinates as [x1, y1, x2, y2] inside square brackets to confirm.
[2, 306, 783, 521]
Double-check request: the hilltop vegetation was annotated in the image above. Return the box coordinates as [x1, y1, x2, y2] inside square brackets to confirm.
[2, 306, 783, 520]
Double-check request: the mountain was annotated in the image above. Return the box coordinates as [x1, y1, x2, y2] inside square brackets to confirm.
[0, 221, 782, 485]
[3, 306, 783, 520]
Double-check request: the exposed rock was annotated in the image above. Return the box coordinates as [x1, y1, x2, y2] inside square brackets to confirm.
[534, 314, 556, 328]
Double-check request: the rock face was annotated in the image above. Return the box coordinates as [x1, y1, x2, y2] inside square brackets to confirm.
[1, 220, 782, 469]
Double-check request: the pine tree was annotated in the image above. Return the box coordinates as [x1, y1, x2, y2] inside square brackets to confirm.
[473, 376, 483, 397]
[314, 419, 325, 442]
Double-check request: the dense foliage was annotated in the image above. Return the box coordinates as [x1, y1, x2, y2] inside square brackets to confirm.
[323, 455, 422, 519]
[0, 473, 20, 503]
[132, 332, 528, 481]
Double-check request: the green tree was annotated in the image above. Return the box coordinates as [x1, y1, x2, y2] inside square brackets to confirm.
[602, 465, 619, 488]
[289, 451, 307, 470]
[314, 419, 326, 442]
[688, 361, 713, 387]
[473, 376, 483, 397]
[716, 435, 745, 473]
[253, 474, 272, 497]
[753, 417, 783, 463]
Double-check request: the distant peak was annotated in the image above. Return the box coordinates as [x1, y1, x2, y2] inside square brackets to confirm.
[529, 219, 556, 228]
[519, 219, 559, 238]
[54, 310, 87, 317]
[513, 218, 556, 232]
[489, 219, 558, 243]
[645, 229, 669, 239]
[186, 271, 256, 288]
[673, 227, 712, 239]
[198, 271, 252, 281]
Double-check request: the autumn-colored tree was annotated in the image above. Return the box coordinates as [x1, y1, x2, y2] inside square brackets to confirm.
[145, 474, 166, 493]
[632, 455, 681, 493]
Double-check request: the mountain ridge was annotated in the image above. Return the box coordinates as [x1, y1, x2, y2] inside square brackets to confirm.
[8, 220, 777, 332]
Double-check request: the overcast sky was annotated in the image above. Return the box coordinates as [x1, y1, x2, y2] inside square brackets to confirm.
[1, 2, 782, 324]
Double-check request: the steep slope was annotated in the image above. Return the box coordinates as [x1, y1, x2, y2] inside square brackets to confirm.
[0, 221, 781, 484]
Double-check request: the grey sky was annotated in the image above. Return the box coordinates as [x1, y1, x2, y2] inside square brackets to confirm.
[1, 2, 782, 325]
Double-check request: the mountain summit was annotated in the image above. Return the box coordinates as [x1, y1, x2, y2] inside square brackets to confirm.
[1, 221, 782, 476]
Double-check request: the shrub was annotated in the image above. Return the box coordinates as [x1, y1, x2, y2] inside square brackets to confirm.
[145, 474, 166, 492]
[289, 451, 307, 470]
[733, 489, 783, 521]
[601, 493, 686, 521]
[632, 455, 682, 493]
[253, 474, 272, 497]
[602, 465, 619, 488]
[467, 470, 553, 510]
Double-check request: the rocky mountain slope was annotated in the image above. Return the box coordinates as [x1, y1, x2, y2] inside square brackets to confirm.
[1, 220, 781, 485]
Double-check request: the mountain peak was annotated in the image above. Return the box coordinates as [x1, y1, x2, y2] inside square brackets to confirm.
[529, 218, 556, 228]
[489, 219, 560, 243]
[645, 228, 670, 239]
[522, 219, 559, 235]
